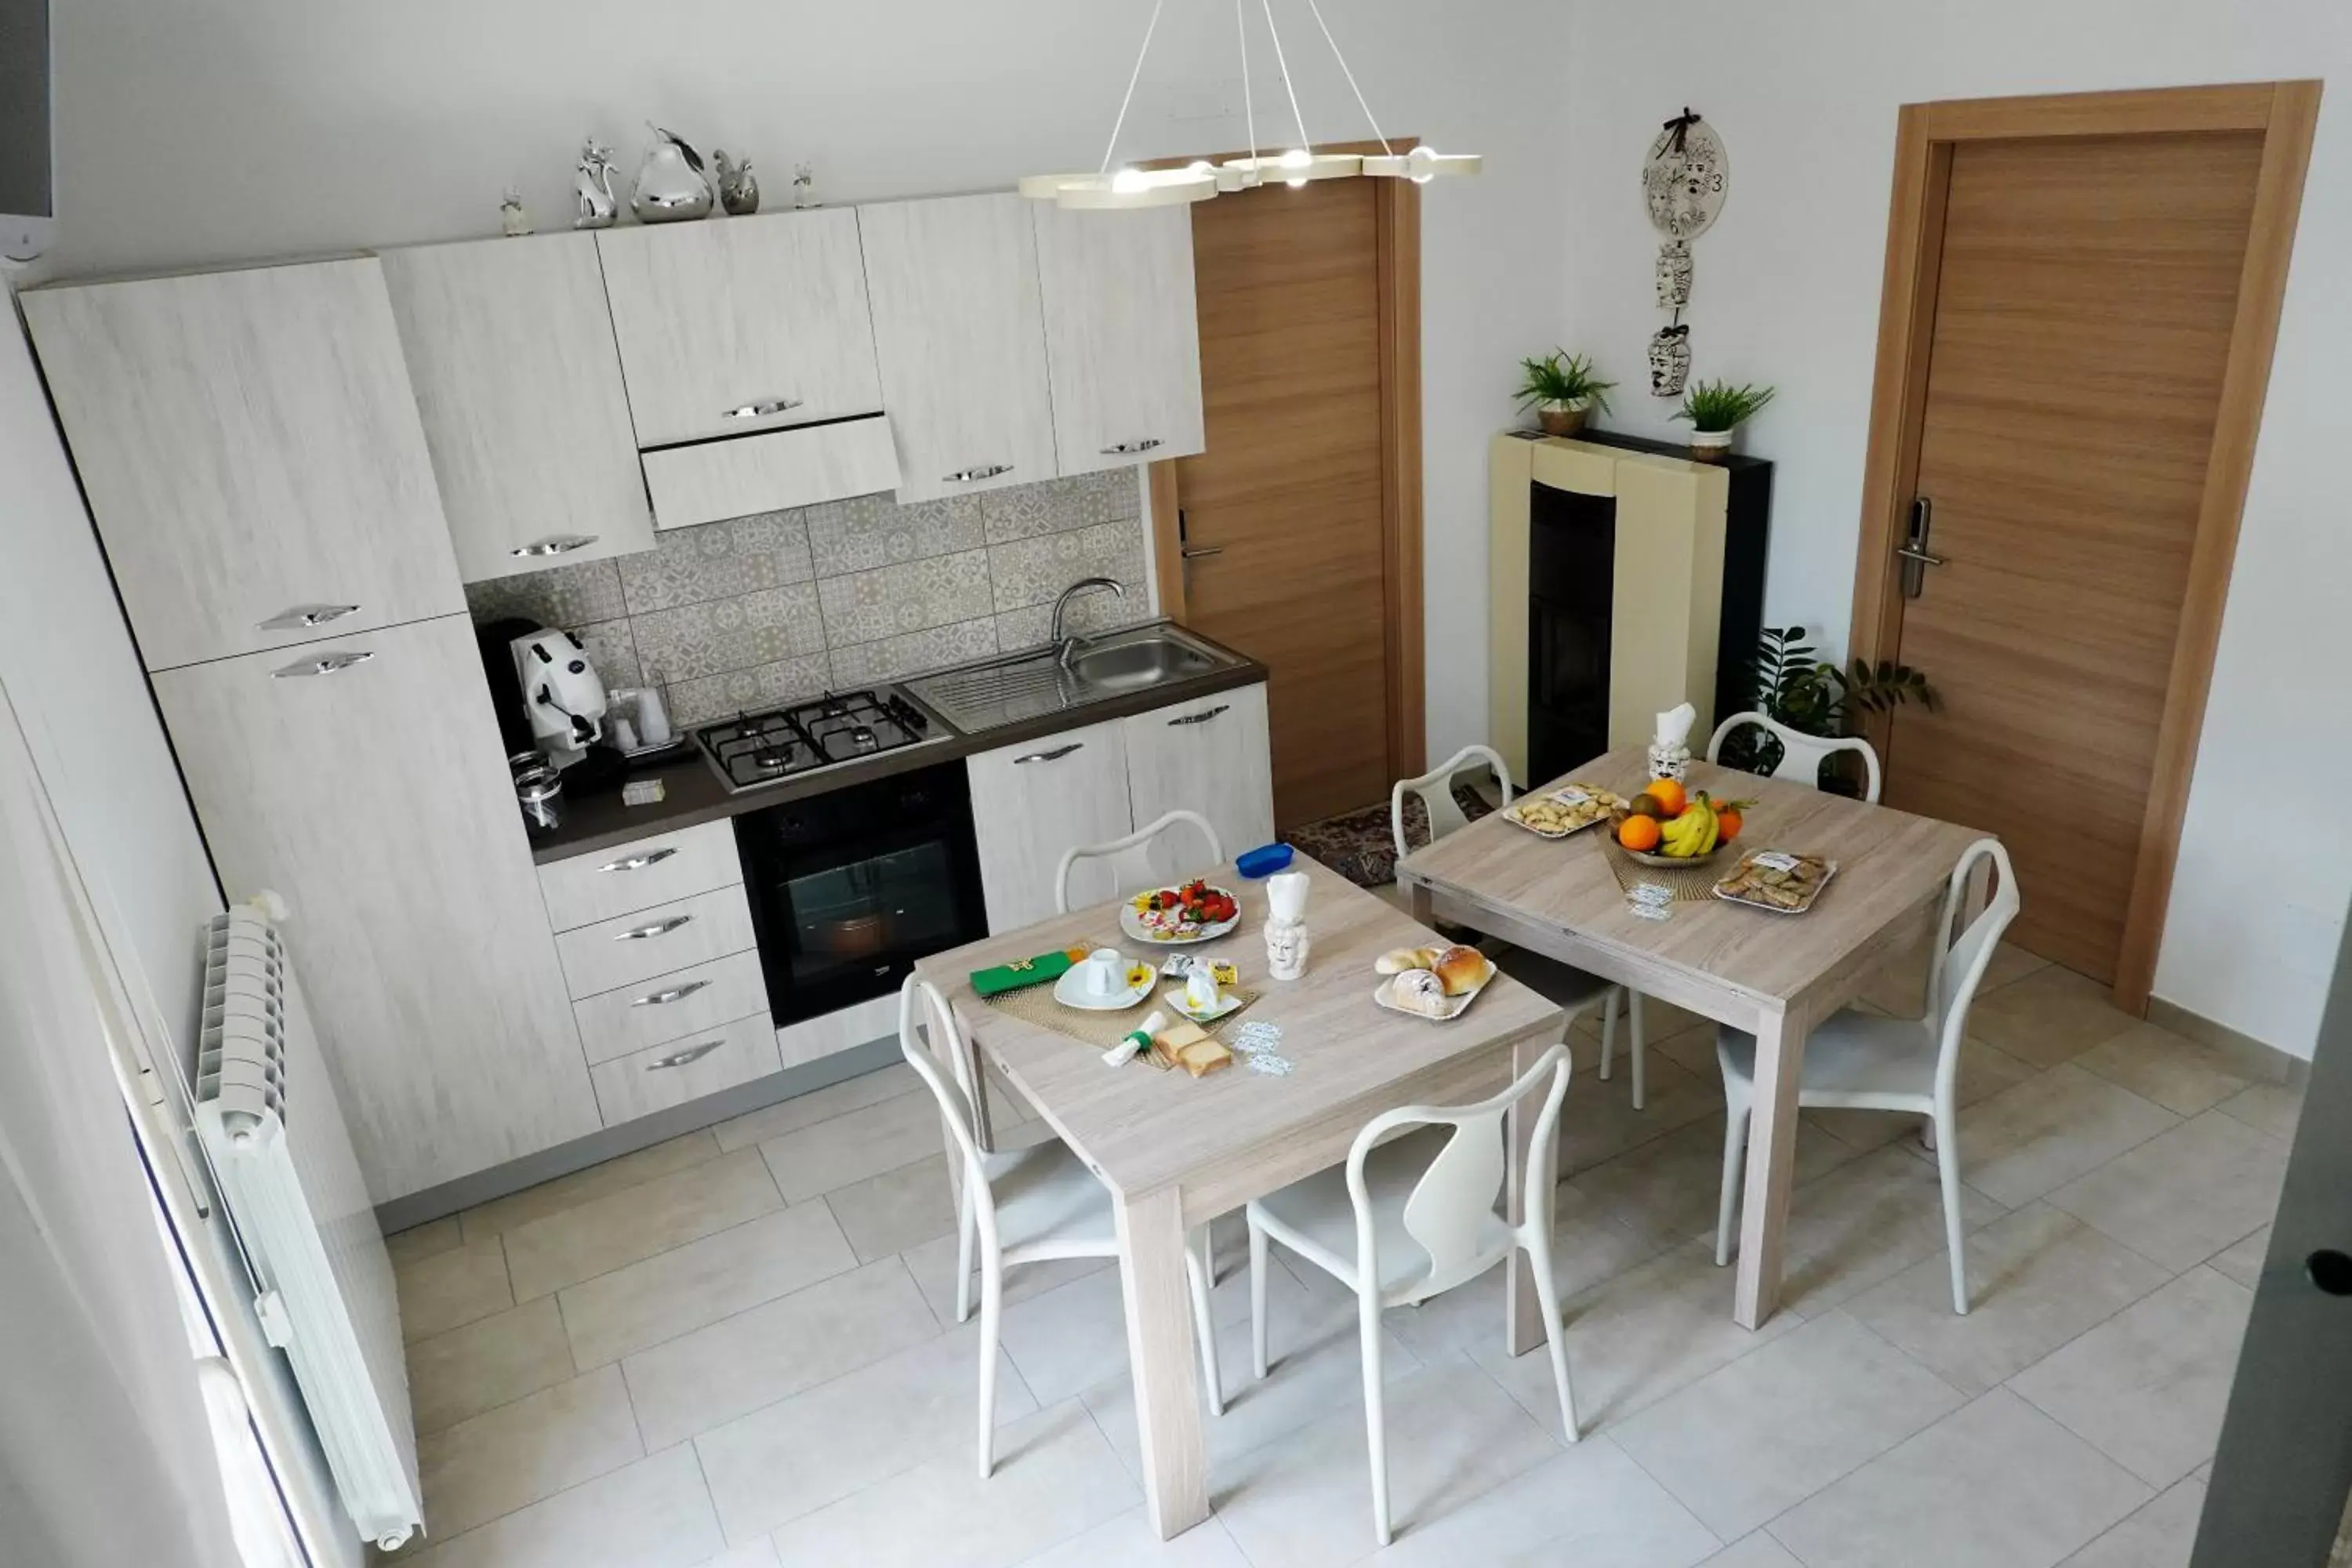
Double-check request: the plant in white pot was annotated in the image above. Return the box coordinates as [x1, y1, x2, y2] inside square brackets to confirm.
[1515, 350, 1616, 437]
[1673, 379, 1774, 462]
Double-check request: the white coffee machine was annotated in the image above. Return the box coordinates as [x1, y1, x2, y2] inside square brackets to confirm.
[510, 630, 608, 769]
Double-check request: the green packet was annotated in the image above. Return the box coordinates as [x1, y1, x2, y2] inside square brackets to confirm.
[970, 946, 1087, 997]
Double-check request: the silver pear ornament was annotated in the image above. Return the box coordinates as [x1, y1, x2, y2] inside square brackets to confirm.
[631, 124, 713, 223]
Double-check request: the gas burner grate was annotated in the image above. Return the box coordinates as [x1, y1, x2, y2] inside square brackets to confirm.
[692, 687, 937, 792]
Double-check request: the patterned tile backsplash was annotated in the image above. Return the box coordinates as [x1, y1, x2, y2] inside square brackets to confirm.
[466, 470, 1152, 728]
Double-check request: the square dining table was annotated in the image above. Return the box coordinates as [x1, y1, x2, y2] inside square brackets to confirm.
[1396, 746, 1989, 1333]
[913, 854, 1568, 1540]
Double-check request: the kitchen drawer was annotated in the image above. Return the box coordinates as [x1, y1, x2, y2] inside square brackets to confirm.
[555, 884, 757, 1000]
[640, 416, 900, 532]
[572, 949, 770, 1067]
[538, 819, 744, 932]
[590, 1011, 782, 1127]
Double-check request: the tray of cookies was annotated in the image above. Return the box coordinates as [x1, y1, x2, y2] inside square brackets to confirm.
[1711, 849, 1838, 914]
[1502, 784, 1626, 839]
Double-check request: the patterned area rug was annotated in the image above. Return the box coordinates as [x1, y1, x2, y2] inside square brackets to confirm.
[1283, 786, 1495, 891]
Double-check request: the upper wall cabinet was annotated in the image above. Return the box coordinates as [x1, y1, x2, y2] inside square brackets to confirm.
[380, 233, 655, 583]
[1032, 204, 1205, 475]
[595, 208, 883, 448]
[857, 194, 1060, 504]
[21, 258, 463, 672]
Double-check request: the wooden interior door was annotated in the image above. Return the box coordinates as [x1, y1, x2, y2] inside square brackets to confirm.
[1883, 130, 2265, 983]
[1163, 176, 1396, 830]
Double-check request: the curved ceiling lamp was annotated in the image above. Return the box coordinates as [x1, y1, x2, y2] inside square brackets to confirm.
[1023, 0, 1479, 211]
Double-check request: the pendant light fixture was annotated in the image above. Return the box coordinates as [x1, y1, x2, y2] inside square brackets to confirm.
[1022, 0, 1480, 212]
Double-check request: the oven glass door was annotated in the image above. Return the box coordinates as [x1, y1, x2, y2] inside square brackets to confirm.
[782, 837, 967, 999]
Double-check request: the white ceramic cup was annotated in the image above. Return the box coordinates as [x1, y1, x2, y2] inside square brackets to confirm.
[1185, 962, 1220, 1011]
[1083, 948, 1126, 998]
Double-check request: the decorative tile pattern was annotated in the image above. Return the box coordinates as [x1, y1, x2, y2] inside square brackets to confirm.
[665, 655, 836, 729]
[568, 619, 644, 690]
[988, 516, 1149, 612]
[980, 469, 1142, 545]
[630, 584, 826, 683]
[617, 511, 815, 615]
[465, 557, 630, 626]
[816, 547, 996, 644]
[993, 586, 1152, 654]
[827, 617, 1000, 688]
[805, 492, 985, 577]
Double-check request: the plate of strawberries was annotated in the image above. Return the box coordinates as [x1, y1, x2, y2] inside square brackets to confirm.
[1121, 878, 1243, 944]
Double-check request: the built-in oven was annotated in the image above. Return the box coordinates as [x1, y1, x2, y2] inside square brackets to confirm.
[732, 760, 990, 1028]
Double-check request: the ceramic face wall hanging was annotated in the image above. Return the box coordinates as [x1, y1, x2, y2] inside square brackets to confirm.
[1643, 111, 1729, 241]
[1656, 239, 1693, 310]
[1649, 324, 1692, 397]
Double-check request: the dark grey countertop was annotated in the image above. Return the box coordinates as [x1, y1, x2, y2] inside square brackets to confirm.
[527, 624, 1269, 866]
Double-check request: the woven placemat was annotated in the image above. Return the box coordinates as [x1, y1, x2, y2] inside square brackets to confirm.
[980, 978, 1263, 1051]
[1601, 839, 1724, 903]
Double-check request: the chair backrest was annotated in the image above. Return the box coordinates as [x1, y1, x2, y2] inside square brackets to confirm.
[1392, 744, 1515, 863]
[1345, 1042, 1570, 1301]
[1924, 839, 2021, 1102]
[896, 975, 984, 1180]
[1054, 808, 1225, 914]
[1706, 710, 1885, 803]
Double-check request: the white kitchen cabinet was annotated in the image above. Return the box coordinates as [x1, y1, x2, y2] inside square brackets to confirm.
[589, 1011, 782, 1127]
[379, 233, 655, 583]
[595, 208, 882, 448]
[857, 194, 1060, 504]
[553, 884, 759, 1001]
[21, 257, 463, 671]
[967, 718, 1134, 931]
[1032, 202, 1205, 474]
[1123, 684, 1277, 886]
[536, 817, 743, 933]
[151, 614, 599, 1203]
[639, 416, 900, 531]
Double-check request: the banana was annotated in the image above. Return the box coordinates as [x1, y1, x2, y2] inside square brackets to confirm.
[1661, 795, 1720, 858]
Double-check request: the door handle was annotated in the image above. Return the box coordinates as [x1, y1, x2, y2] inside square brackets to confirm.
[271, 650, 375, 679]
[510, 534, 601, 559]
[1014, 742, 1083, 764]
[258, 603, 361, 632]
[1179, 546, 1223, 561]
[632, 979, 711, 1007]
[1899, 497, 1944, 600]
[1167, 704, 1229, 728]
[597, 848, 678, 874]
[943, 464, 1014, 484]
[1101, 438, 1163, 456]
[615, 913, 693, 940]
[722, 397, 804, 421]
[646, 1039, 724, 1070]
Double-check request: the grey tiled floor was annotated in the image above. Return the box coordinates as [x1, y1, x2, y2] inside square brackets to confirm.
[385, 944, 2295, 1567]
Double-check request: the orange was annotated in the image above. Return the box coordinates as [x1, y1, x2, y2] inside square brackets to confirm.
[1617, 814, 1662, 851]
[1716, 808, 1743, 841]
[1643, 777, 1688, 818]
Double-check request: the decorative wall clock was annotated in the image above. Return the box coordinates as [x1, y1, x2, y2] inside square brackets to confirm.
[1643, 109, 1728, 241]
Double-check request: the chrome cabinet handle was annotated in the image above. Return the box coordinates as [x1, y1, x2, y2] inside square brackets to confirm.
[1167, 704, 1229, 727]
[722, 397, 804, 421]
[597, 848, 678, 874]
[647, 1039, 724, 1070]
[271, 650, 375, 679]
[510, 534, 600, 559]
[631, 979, 711, 1007]
[1100, 438, 1163, 456]
[1014, 742, 1083, 764]
[258, 603, 360, 632]
[615, 914, 693, 941]
[943, 464, 1013, 484]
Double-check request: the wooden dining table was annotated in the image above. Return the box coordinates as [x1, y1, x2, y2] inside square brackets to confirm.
[913, 855, 1567, 1541]
[1397, 746, 1989, 1332]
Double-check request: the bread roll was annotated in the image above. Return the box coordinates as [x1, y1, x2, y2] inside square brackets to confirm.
[1388, 968, 1450, 1017]
[1432, 944, 1490, 997]
[1374, 946, 1439, 976]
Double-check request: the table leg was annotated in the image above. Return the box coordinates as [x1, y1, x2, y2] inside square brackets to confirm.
[1406, 878, 1435, 927]
[1734, 1003, 1808, 1330]
[1503, 1036, 1546, 1357]
[1116, 1185, 1209, 1540]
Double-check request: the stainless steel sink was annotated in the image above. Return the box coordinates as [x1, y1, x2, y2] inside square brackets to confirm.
[1067, 635, 1217, 691]
[902, 624, 1235, 733]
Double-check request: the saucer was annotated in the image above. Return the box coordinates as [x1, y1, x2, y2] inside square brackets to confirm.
[1055, 961, 1152, 1012]
[1163, 986, 1243, 1024]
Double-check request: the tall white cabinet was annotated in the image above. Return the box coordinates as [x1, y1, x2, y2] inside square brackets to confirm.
[858, 194, 1060, 503]
[20, 259, 463, 673]
[1032, 202, 1206, 474]
[379, 232, 655, 581]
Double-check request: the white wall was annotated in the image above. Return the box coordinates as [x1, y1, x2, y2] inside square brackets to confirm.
[45, 0, 1573, 773]
[1552, 0, 2351, 1056]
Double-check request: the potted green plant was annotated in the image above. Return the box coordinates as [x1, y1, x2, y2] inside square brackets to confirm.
[1721, 626, 1936, 795]
[1514, 350, 1616, 437]
[1673, 379, 1775, 462]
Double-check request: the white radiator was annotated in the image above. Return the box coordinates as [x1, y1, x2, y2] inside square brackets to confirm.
[194, 908, 423, 1552]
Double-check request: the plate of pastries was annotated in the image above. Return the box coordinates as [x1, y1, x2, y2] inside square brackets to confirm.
[1371, 943, 1495, 1022]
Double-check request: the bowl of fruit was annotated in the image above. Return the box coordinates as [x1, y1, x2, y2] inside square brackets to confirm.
[1610, 778, 1752, 869]
[1121, 879, 1243, 944]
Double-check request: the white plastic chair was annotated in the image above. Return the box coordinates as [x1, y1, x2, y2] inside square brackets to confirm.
[1706, 710, 1884, 803]
[1054, 808, 1225, 913]
[897, 978, 1225, 1476]
[1246, 1042, 1579, 1546]
[1392, 745, 1650, 1109]
[1712, 838, 2020, 1314]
